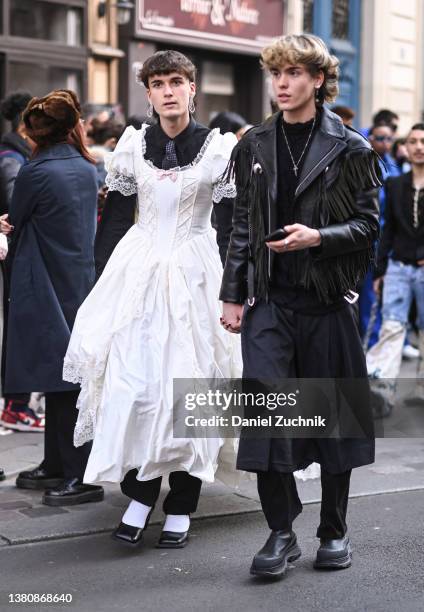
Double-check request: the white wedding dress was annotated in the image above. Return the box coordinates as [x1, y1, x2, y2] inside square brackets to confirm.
[63, 125, 241, 485]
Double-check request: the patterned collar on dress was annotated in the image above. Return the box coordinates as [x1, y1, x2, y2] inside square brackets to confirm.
[152, 117, 197, 152]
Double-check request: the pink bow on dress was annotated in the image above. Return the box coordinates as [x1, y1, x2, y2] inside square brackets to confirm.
[156, 169, 178, 182]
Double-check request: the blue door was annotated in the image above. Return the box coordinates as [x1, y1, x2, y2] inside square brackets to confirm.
[303, 0, 361, 120]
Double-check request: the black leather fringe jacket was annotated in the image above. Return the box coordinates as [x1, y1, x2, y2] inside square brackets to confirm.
[219, 108, 382, 305]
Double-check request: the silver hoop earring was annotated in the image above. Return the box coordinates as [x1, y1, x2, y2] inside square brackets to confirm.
[188, 97, 195, 114]
[146, 102, 153, 118]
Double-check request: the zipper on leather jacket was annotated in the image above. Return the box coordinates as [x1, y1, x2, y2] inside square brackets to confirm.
[295, 143, 338, 197]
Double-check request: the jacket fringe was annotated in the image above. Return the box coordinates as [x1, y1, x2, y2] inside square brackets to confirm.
[303, 149, 383, 303]
[302, 245, 375, 303]
[250, 170, 268, 299]
[221, 143, 268, 300]
[323, 149, 382, 222]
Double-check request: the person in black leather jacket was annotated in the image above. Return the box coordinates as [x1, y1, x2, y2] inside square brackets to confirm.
[219, 34, 382, 579]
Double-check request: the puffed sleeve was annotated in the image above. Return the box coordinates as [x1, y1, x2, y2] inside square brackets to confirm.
[212, 131, 238, 203]
[104, 126, 138, 196]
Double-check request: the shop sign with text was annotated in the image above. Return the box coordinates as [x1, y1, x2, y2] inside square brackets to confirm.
[137, 1, 284, 52]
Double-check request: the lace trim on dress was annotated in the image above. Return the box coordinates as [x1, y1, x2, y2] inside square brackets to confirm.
[63, 359, 105, 385]
[75, 376, 104, 447]
[212, 180, 237, 203]
[105, 170, 138, 196]
[141, 126, 220, 172]
[63, 359, 107, 447]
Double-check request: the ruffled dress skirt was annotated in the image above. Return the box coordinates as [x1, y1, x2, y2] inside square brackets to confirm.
[64, 224, 241, 485]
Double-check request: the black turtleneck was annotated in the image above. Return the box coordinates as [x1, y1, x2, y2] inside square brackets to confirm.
[271, 111, 343, 312]
[277, 113, 317, 228]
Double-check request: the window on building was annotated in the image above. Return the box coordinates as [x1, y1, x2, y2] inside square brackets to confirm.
[201, 61, 235, 125]
[90, 60, 111, 105]
[9, 61, 82, 98]
[332, 0, 350, 40]
[10, 0, 83, 46]
[303, 0, 314, 33]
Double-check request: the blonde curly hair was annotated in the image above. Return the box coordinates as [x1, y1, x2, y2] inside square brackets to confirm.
[261, 34, 339, 105]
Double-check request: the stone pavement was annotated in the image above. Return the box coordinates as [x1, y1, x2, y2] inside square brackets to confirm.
[1, 432, 423, 546]
[3, 491, 423, 612]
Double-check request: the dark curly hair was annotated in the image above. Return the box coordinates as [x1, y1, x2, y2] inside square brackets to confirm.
[138, 50, 196, 88]
[0, 91, 32, 131]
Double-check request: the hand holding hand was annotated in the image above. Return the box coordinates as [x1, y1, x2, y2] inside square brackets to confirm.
[220, 302, 244, 334]
[0, 214, 14, 236]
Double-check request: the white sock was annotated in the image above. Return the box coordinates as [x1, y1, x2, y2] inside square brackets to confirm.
[163, 514, 190, 532]
[122, 500, 152, 528]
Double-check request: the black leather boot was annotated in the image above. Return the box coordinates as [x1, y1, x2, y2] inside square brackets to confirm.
[250, 530, 301, 578]
[314, 535, 352, 569]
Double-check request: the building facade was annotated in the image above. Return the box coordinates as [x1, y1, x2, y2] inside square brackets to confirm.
[87, 0, 124, 105]
[359, 0, 423, 134]
[289, 0, 424, 134]
[118, 0, 286, 125]
[0, 0, 89, 101]
[2, 1, 422, 135]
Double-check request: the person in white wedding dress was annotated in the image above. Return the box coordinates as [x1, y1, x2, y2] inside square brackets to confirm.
[63, 50, 241, 549]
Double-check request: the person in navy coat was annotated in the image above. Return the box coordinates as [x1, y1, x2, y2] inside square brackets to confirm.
[3, 90, 103, 506]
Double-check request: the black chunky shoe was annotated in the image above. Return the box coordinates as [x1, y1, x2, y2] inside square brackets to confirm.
[16, 466, 64, 490]
[313, 536, 352, 570]
[42, 478, 104, 506]
[250, 530, 301, 578]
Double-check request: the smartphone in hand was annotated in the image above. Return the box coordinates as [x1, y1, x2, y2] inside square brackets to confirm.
[264, 228, 288, 242]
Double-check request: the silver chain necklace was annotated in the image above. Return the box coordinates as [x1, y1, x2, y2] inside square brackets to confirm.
[281, 115, 316, 177]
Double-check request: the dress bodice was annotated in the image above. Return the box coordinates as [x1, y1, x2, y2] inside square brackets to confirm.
[105, 125, 237, 258]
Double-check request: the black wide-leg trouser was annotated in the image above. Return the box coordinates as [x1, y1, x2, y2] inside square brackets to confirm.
[257, 468, 351, 539]
[121, 470, 202, 515]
